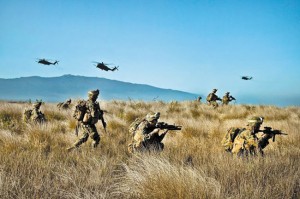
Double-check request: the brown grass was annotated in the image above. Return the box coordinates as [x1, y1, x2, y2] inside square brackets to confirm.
[0, 101, 299, 198]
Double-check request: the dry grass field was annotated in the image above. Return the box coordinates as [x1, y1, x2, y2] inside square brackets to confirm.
[0, 100, 299, 199]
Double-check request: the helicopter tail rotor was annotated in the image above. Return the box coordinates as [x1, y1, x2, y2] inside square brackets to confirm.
[112, 66, 119, 71]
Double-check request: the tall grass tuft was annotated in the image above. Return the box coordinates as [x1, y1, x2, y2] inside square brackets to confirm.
[116, 154, 221, 199]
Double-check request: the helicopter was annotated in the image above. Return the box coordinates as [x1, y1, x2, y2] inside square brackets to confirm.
[93, 61, 119, 71]
[37, 58, 59, 65]
[241, 76, 253, 80]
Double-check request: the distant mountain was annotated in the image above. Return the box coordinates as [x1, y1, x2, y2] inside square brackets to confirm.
[0, 75, 198, 102]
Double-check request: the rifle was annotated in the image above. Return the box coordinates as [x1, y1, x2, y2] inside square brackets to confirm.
[100, 110, 107, 134]
[260, 126, 287, 142]
[101, 118, 107, 134]
[155, 122, 182, 131]
[230, 96, 236, 101]
[75, 121, 81, 136]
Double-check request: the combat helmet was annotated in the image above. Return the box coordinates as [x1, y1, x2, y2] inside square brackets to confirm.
[247, 116, 264, 126]
[225, 92, 230, 95]
[146, 112, 160, 122]
[33, 101, 42, 108]
[212, 88, 217, 92]
[88, 89, 100, 99]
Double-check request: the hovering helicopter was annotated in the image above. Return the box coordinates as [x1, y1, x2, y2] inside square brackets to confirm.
[37, 58, 59, 65]
[241, 76, 253, 80]
[93, 61, 119, 71]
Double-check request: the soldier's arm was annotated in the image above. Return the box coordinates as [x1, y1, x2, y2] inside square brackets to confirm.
[258, 134, 273, 149]
[157, 130, 168, 142]
[146, 128, 160, 139]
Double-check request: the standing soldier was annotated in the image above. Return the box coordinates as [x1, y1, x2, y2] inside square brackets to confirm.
[23, 101, 46, 123]
[206, 89, 221, 108]
[229, 116, 286, 156]
[222, 92, 236, 105]
[67, 89, 106, 151]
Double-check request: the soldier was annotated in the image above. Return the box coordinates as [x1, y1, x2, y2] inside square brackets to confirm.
[57, 99, 72, 110]
[222, 92, 236, 105]
[67, 89, 106, 151]
[128, 112, 169, 153]
[231, 116, 284, 156]
[23, 101, 46, 123]
[206, 89, 221, 108]
[196, 96, 202, 103]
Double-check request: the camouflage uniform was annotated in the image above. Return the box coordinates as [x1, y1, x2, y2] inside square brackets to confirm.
[23, 102, 46, 123]
[128, 112, 168, 153]
[206, 89, 221, 108]
[68, 90, 106, 150]
[222, 92, 235, 105]
[231, 117, 273, 156]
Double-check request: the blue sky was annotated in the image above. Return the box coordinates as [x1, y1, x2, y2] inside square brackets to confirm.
[0, 0, 299, 106]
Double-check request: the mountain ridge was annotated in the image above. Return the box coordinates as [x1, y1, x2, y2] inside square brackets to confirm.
[0, 74, 198, 102]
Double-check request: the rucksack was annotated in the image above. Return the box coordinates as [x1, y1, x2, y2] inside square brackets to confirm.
[129, 117, 145, 136]
[221, 127, 245, 152]
[206, 94, 212, 102]
[73, 100, 87, 121]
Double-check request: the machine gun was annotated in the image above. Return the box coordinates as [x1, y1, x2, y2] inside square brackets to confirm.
[260, 126, 287, 142]
[155, 122, 182, 131]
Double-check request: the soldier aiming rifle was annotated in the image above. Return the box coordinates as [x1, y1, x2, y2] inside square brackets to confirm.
[128, 112, 182, 153]
[222, 116, 287, 156]
[222, 92, 236, 105]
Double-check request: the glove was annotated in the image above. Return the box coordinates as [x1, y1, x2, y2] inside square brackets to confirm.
[144, 134, 150, 140]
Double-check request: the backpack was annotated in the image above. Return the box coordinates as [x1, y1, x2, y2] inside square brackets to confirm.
[206, 93, 212, 102]
[73, 100, 87, 121]
[82, 101, 102, 124]
[129, 117, 145, 136]
[221, 127, 245, 152]
[23, 109, 33, 122]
